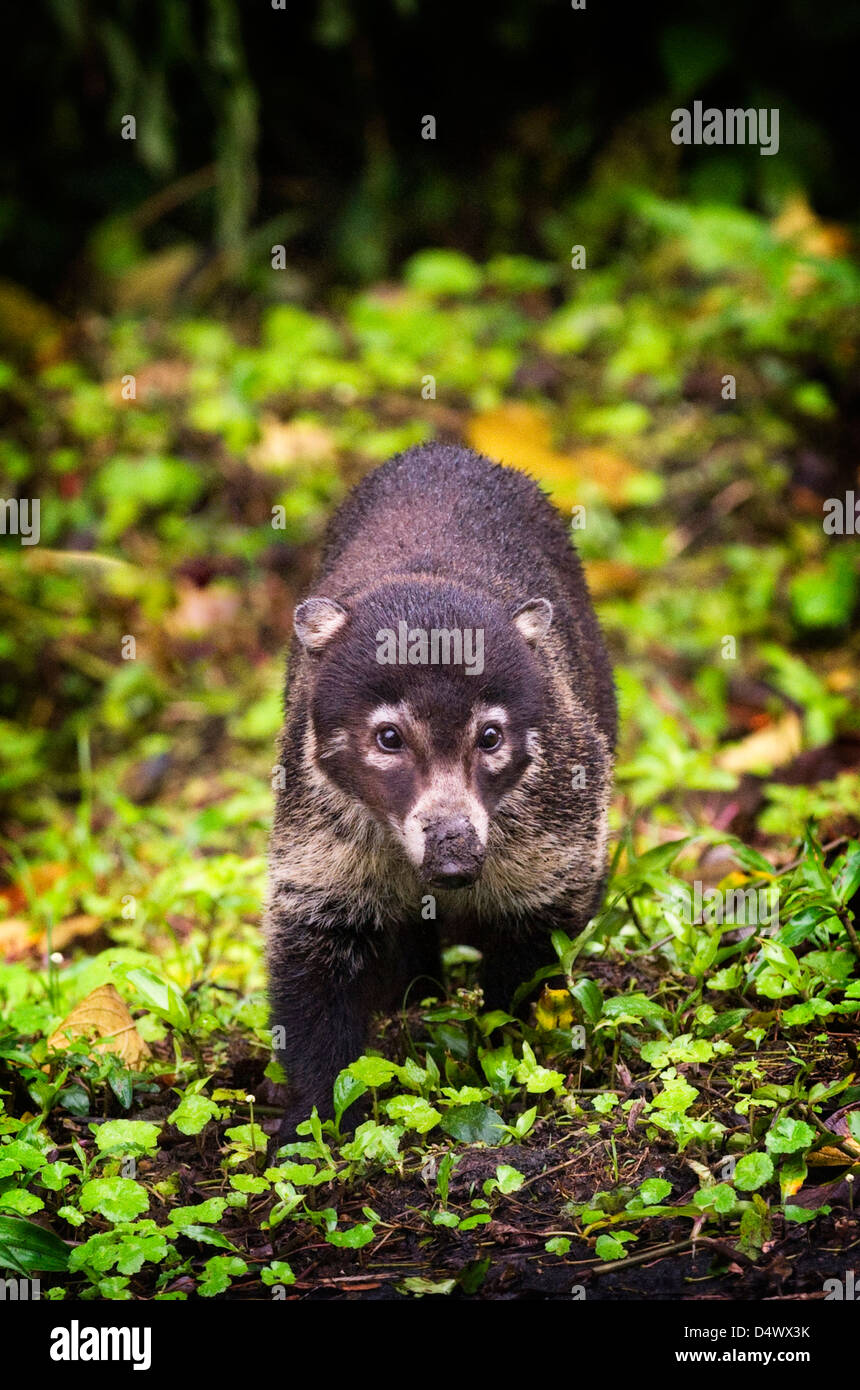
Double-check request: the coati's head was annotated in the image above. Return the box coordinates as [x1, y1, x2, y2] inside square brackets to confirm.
[293, 581, 553, 889]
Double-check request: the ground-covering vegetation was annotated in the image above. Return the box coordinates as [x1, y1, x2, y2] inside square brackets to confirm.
[1, 191, 859, 1298]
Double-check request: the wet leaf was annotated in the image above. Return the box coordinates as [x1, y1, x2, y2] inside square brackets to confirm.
[47, 984, 151, 1068]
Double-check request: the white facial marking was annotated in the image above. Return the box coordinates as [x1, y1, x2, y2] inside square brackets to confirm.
[398, 766, 490, 870]
[364, 701, 424, 770]
[318, 728, 348, 759]
[474, 704, 508, 729]
[366, 747, 397, 771]
[473, 704, 514, 774]
[367, 701, 411, 731]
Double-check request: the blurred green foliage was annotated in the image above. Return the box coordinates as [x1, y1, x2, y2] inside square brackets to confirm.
[0, 195, 858, 842]
[4, 2, 859, 289]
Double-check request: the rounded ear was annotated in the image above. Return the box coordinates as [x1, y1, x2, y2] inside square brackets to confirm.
[512, 597, 553, 647]
[294, 596, 348, 652]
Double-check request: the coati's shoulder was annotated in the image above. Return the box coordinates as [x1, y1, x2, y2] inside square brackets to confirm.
[321, 443, 569, 571]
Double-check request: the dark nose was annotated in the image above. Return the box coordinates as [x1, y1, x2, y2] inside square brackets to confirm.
[422, 816, 484, 889]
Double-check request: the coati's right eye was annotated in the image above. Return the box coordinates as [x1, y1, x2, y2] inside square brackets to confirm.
[376, 725, 404, 752]
[478, 724, 503, 752]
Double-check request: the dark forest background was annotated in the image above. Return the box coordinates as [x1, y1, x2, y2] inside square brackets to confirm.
[5, 1, 859, 296]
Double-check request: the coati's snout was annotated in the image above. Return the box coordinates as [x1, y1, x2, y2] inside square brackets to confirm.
[420, 814, 484, 888]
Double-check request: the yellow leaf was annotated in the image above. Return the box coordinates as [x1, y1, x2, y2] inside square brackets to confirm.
[827, 669, 855, 693]
[50, 915, 103, 951]
[47, 984, 151, 1068]
[806, 1147, 855, 1167]
[0, 919, 36, 960]
[247, 414, 336, 474]
[0, 910, 102, 961]
[779, 1168, 806, 1200]
[716, 713, 802, 775]
[0, 278, 68, 362]
[582, 559, 642, 598]
[773, 194, 851, 260]
[113, 244, 198, 312]
[535, 986, 574, 1031]
[466, 403, 646, 510]
[0, 863, 67, 915]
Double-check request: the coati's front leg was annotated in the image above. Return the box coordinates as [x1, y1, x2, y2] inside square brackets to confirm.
[480, 930, 556, 1013]
[268, 909, 441, 1144]
[395, 922, 443, 1008]
[479, 904, 595, 1013]
[268, 915, 389, 1145]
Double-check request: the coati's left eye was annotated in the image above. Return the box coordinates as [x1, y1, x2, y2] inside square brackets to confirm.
[478, 725, 503, 752]
[376, 725, 404, 752]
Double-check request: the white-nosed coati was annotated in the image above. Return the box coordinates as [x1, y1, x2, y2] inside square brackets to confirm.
[266, 443, 616, 1141]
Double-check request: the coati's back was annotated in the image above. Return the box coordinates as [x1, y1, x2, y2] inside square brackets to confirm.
[311, 443, 616, 747]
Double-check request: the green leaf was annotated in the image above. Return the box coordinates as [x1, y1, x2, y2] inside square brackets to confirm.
[197, 1255, 248, 1297]
[440, 1103, 507, 1145]
[0, 1191, 44, 1216]
[326, 1223, 376, 1248]
[458, 1213, 491, 1230]
[94, 1119, 161, 1154]
[629, 838, 692, 878]
[733, 1152, 774, 1192]
[261, 1261, 295, 1286]
[601, 993, 669, 1029]
[494, 1164, 525, 1195]
[403, 249, 483, 297]
[56, 1207, 85, 1228]
[435, 1151, 456, 1205]
[595, 1234, 629, 1261]
[515, 1106, 537, 1139]
[728, 841, 776, 876]
[570, 978, 603, 1023]
[692, 1183, 736, 1215]
[170, 1199, 228, 1228]
[431, 1210, 459, 1227]
[68, 1222, 168, 1277]
[382, 1095, 441, 1133]
[479, 1044, 519, 1091]
[347, 1056, 400, 1088]
[514, 1041, 565, 1094]
[784, 1203, 829, 1224]
[545, 1236, 571, 1255]
[0, 1215, 69, 1273]
[36, 1161, 79, 1192]
[0, 1141, 47, 1178]
[123, 968, 191, 1030]
[79, 1178, 149, 1223]
[758, 940, 802, 986]
[398, 1276, 457, 1296]
[340, 1121, 402, 1164]
[168, 1095, 221, 1136]
[176, 1226, 238, 1250]
[229, 1175, 270, 1195]
[333, 1069, 368, 1127]
[764, 1117, 816, 1155]
[790, 549, 857, 631]
[638, 1178, 672, 1205]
